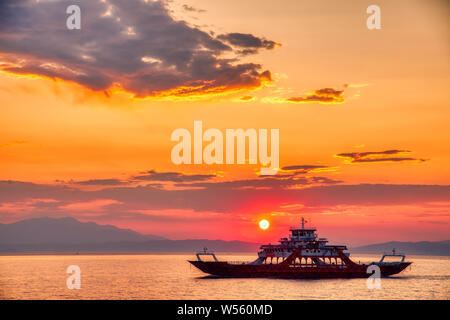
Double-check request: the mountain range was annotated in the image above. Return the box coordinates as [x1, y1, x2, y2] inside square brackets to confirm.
[0, 217, 259, 253]
[0, 216, 166, 244]
[0, 217, 448, 255]
[350, 240, 450, 256]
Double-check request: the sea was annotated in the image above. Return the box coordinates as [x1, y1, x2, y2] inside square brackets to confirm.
[0, 253, 448, 300]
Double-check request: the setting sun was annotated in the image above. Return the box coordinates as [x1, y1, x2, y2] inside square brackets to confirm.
[259, 219, 270, 230]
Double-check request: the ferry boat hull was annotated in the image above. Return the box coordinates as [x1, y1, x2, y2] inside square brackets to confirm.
[188, 260, 411, 278]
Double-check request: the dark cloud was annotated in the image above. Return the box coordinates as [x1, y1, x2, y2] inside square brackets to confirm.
[132, 170, 216, 182]
[0, 0, 277, 98]
[67, 168, 334, 189]
[236, 49, 259, 56]
[352, 157, 420, 163]
[175, 175, 341, 190]
[310, 177, 339, 184]
[61, 170, 216, 187]
[281, 165, 329, 173]
[182, 4, 206, 13]
[73, 179, 127, 186]
[0, 180, 85, 203]
[217, 33, 281, 54]
[336, 150, 428, 163]
[287, 88, 345, 104]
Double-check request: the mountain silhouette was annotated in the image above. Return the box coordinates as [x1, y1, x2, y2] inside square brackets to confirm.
[0, 216, 166, 245]
[351, 240, 450, 256]
[0, 217, 259, 253]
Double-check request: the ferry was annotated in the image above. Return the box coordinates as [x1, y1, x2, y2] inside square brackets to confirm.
[189, 218, 412, 278]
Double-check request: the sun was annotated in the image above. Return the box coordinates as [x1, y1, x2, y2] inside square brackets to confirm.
[259, 219, 270, 230]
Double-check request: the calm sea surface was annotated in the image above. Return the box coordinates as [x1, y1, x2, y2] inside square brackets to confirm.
[0, 254, 448, 299]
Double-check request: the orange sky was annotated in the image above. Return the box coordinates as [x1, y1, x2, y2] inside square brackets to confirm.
[0, 0, 449, 245]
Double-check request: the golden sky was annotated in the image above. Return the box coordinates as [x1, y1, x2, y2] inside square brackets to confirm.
[0, 0, 449, 245]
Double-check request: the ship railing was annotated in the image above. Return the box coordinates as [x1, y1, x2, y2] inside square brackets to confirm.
[289, 226, 316, 231]
[289, 236, 316, 241]
[260, 244, 280, 248]
[289, 264, 348, 269]
[382, 251, 405, 256]
[196, 249, 218, 262]
[379, 251, 406, 264]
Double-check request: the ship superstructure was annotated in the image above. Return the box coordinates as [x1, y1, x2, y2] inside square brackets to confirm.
[255, 218, 349, 266]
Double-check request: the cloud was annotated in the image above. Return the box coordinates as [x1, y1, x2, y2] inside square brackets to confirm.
[182, 4, 206, 13]
[344, 83, 371, 88]
[0, 179, 449, 245]
[239, 95, 254, 101]
[2, 179, 448, 243]
[72, 179, 127, 186]
[61, 170, 217, 187]
[281, 165, 330, 174]
[335, 150, 428, 163]
[63, 168, 337, 189]
[217, 33, 280, 50]
[0, 0, 277, 99]
[286, 88, 345, 104]
[175, 175, 342, 190]
[1, 180, 449, 220]
[132, 170, 216, 182]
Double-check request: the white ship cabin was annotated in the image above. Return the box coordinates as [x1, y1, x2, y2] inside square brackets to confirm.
[289, 223, 317, 242]
[278, 218, 327, 246]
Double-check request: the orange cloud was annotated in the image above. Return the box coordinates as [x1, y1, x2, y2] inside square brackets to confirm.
[286, 88, 345, 104]
[239, 95, 255, 101]
[335, 149, 428, 164]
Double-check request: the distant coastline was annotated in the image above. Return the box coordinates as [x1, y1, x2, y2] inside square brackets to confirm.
[1, 241, 449, 256]
[350, 240, 450, 256]
[1, 217, 449, 256]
